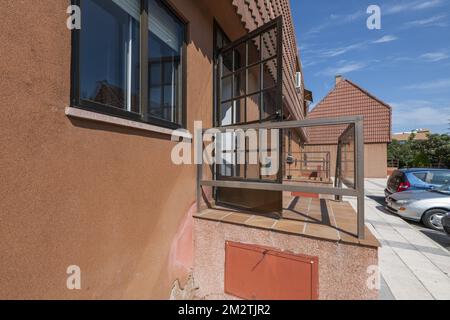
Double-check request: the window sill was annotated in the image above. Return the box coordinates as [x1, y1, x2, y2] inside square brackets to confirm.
[65, 107, 191, 139]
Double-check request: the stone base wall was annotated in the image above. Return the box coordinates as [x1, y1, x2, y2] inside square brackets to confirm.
[193, 219, 379, 300]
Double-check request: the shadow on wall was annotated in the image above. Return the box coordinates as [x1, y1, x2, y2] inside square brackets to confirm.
[68, 117, 173, 142]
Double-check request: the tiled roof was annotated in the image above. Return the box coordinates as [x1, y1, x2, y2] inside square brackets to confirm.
[393, 131, 430, 141]
[306, 79, 392, 144]
[231, 0, 305, 120]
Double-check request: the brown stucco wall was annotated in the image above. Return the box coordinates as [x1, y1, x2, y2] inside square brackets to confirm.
[304, 143, 388, 179]
[0, 0, 248, 299]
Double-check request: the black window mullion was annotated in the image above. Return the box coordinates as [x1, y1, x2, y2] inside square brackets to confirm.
[218, 54, 223, 126]
[71, 0, 81, 108]
[140, 0, 149, 120]
[160, 59, 164, 119]
[244, 40, 249, 180]
[231, 48, 235, 127]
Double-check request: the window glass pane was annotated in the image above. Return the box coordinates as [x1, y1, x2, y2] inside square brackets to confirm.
[234, 70, 246, 98]
[246, 93, 260, 123]
[413, 172, 427, 182]
[235, 98, 245, 124]
[234, 43, 246, 70]
[246, 130, 261, 180]
[262, 27, 277, 60]
[221, 50, 233, 77]
[220, 99, 244, 126]
[262, 88, 277, 119]
[430, 172, 450, 185]
[247, 64, 261, 94]
[248, 36, 260, 65]
[80, 0, 140, 112]
[148, 0, 185, 125]
[220, 101, 233, 126]
[263, 58, 277, 89]
[163, 62, 173, 83]
[221, 76, 232, 102]
[150, 63, 161, 85]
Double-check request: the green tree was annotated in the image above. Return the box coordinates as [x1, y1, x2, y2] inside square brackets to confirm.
[422, 134, 450, 168]
[388, 133, 450, 168]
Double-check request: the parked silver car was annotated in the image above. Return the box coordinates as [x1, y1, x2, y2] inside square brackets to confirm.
[443, 212, 450, 235]
[386, 183, 450, 231]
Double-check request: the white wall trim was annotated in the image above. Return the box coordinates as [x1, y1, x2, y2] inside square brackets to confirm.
[65, 107, 192, 139]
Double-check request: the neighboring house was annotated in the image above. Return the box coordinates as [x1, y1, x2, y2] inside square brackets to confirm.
[0, 0, 379, 300]
[393, 129, 431, 142]
[305, 76, 392, 178]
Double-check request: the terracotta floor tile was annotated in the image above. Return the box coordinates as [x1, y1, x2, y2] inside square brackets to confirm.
[222, 213, 252, 225]
[334, 218, 357, 226]
[304, 223, 340, 241]
[336, 224, 357, 235]
[273, 220, 305, 234]
[194, 199, 380, 248]
[359, 228, 381, 247]
[338, 231, 360, 244]
[246, 216, 277, 229]
[282, 210, 313, 222]
[198, 210, 231, 221]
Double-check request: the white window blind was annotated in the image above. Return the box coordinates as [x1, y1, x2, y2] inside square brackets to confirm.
[148, 0, 181, 53]
[111, 0, 181, 53]
[111, 0, 140, 21]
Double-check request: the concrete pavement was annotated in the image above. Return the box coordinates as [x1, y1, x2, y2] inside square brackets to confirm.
[348, 178, 450, 300]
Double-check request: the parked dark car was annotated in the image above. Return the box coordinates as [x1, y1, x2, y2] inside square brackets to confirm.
[443, 212, 450, 235]
[385, 169, 450, 198]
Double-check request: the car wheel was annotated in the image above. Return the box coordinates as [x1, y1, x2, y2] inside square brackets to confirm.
[422, 209, 447, 231]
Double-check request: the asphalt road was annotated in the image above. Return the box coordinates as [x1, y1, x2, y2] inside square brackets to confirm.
[409, 221, 450, 251]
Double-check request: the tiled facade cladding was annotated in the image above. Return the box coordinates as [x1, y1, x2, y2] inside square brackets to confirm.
[307, 80, 392, 145]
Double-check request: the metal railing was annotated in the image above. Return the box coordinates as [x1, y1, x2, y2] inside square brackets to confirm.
[387, 158, 399, 168]
[196, 116, 366, 239]
[285, 151, 331, 182]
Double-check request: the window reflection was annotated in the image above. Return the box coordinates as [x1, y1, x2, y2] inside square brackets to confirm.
[80, 0, 140, 112]
[148, 0, 185, 125]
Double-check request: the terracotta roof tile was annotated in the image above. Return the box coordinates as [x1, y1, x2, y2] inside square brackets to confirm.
[307, 79, 392, 144]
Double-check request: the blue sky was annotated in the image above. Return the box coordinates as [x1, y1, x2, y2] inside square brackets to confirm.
[290, 0, 450, 134]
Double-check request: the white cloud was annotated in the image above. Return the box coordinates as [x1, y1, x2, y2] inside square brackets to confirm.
[403, 14, 448, 28]
[420, 51, 449, 62]
[329, 10, 365, 23]
[316, 62, 366, 77]
[403, 78, 450, 90]
[389, 100, 450, 132]
[314, 35, 397, 60]
[384, 0, 445, 14]
[413, 0, 444, 10]
[303, 0, 446, 39]
[389, 56, 415, 63]
[318, 41, 368, 58]
[373, 35, 399, 44]
[303, 10, 365, 39]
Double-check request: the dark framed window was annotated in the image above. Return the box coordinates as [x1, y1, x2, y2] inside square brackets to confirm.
[213, 21, 231, 128]
[71, 0, 187, 129]
[215, 18, 282, 128]
[212, 18, 283, 182]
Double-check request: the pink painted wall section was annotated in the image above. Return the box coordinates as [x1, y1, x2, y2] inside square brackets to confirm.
[168, 187, 213, 287]
[169, 203, 195, 284]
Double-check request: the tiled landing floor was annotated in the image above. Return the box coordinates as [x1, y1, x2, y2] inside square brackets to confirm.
[194, 197, 379, 248]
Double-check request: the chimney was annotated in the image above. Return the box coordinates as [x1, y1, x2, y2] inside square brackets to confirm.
[335, 75, 343, 86]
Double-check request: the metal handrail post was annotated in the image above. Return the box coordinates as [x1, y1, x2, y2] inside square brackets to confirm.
[355, 117, 365, 239]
